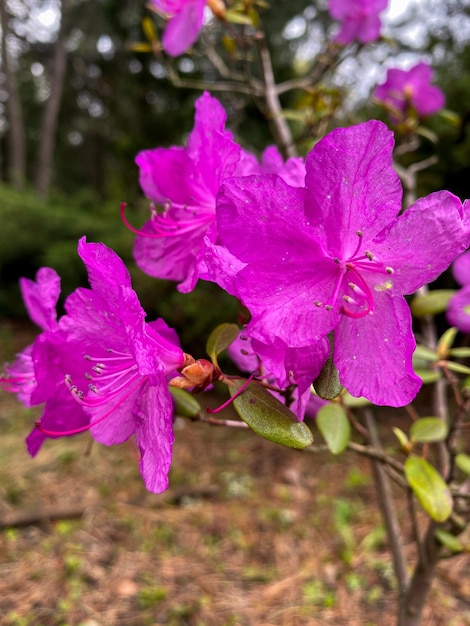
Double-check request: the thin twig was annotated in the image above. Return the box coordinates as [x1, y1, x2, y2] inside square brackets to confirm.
[255, 33, 296, 158]
[364, 409, 409, 593]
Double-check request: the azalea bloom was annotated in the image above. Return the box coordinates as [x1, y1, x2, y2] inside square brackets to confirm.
[0, 267, 91, 456]
[374, 62, 445, 122]
[0, 267, 60, 406]
[151, 0, 207, 57]
[216, 120, 470, 406]
[32, 238, 185, 493]
[447, 251, 470, 332]
[130, 92, 305, 293]
[328, 0, 388, 45]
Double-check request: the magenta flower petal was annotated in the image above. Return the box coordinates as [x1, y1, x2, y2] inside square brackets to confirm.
[328, 0, 388, 44]
[20, 267, 61, 331]
[452, 251, 470, 286]
[447, 286, 470, 333]
[305, 120, 402, 257]
[374, 192, 470, 294]
[133, 92, 241, 292]
[135, 382, 175, 493]
[334, 291, 421, 406]
[1, 267, 61, 407]
[159, 0, 206, 57]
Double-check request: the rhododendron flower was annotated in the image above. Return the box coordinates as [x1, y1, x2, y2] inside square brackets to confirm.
[31, 238, 184, 493]
[328, 0, 388, 45]
[374, 62, 445, 122]
[0, 267, 91, 456]
[130, 92, 305, 293]
[0, 267, 61, 406]
[216, 120, 470, 406]
[447, 251, 470, 332]
[151, 0, 207, 57]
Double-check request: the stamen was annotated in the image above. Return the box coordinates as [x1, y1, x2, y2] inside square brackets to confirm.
[36, 375, 146, 437]
[120, 201, 214, 240]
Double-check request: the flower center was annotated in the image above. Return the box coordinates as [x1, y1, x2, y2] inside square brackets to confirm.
[326, 231, 394, 319]
[35, 348, 147, 437]
[120, 202, 215, 240]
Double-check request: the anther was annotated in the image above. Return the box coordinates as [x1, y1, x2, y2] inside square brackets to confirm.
[365, 251, 374, 261]
[385, 266, 394, 275]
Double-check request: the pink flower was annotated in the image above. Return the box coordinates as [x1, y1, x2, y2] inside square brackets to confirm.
[215, 121, 470, 406]
[131, 92, 305, 294]
[328, 0, 388, 45]
[151, 0, 207, 56]
[374, 62, 445, 122]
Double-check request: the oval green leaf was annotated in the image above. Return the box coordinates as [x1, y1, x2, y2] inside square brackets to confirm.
[170, 387, 202, 418]
[316, 404, 351, 455]
[404, 455, 453, 522]
[229, 380, 313, 449]
[435, 529, 464, 553]
[455, 453, 470, 475]
[393, 427, 410, 451]
[410, 290, 456, 317]
[442, 361, 470, 375]
[437, 327, 458, 355]
[413, 369, 441, 384]
[449, 347, 470, 358]
[413, 345, 438, 363]
[206, 323, 240, 366]
[410, 417, 448, 443]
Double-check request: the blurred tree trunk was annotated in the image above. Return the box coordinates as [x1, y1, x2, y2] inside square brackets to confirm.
[34, 0, 68, 198]
[0, 0, 26, 190]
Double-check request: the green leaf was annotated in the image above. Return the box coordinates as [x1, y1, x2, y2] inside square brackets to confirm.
[229, 380, 313, 449]
[435, 529, 464, 553]
[393, 427, 410, 451]
[437, 327, 458, 355]
[449, 347, 470, 358]
[404, 456, 453, 522]
[413, 345, 438, 362]
[410, 417, 448, 443]
[224, 9, 254, 25]
[413, 369, 441, 384]
[443, 361, 470, 375]
[206, 323, 239, 367]
[410, 290, 456, 317]
[341, 392, 370, 408]
[169, 388, 202, 418]
[316, 404, 351, 455]
[455, 453, 470, 475]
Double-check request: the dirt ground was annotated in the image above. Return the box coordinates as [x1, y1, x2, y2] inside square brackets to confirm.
[1, 329, 470, 626]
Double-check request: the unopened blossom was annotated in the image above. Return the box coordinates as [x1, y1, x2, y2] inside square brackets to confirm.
[447, 251, 470, 332]
[328, 0, 388, 45]
[32, 238, 185, 493]
[131, 92, 305, 293]
[216, 120, 470, 407]
[374, 62, 445, 122]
